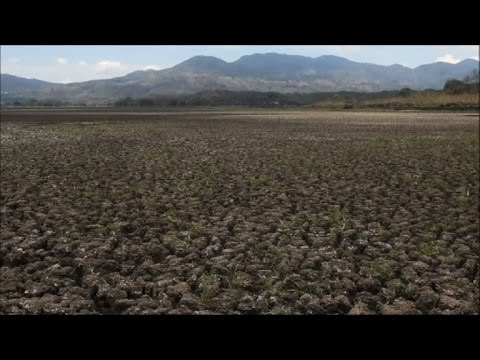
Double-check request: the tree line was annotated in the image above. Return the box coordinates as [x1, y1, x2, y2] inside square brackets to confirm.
[443, 69, 479, 94]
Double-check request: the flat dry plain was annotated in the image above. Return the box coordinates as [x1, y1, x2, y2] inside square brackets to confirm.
[1, 109, 478, 314]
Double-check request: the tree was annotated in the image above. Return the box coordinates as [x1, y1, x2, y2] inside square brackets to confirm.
[443, 79, 468, 94]
[138, 98, 154, 106]
[115, 97, 134, 106]
[463, 69, 479, 84]
[399, 88, 413, 98]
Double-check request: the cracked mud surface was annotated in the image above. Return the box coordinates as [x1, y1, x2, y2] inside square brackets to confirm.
[1, 110, 479, 314]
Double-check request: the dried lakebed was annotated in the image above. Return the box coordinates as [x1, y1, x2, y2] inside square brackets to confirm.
[1, 110, 479, 314]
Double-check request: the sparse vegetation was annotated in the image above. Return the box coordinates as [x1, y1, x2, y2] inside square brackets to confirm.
[365, 261, 395, 279]
[330, 208, 349, 232]
[419, 241, 440, 257]
[0, 109, 478, 314]
[379, 230, 393, 242]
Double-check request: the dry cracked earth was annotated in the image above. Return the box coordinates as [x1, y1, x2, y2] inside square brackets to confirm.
[0, 109, 479, 314]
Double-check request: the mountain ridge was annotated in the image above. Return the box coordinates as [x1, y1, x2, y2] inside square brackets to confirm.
[2, 53, 478, 104]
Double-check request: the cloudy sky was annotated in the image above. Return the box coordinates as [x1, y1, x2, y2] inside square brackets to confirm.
[1, 45, 478, 84]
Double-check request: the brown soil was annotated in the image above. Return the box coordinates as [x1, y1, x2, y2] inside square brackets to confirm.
[1, 109, 478, 314]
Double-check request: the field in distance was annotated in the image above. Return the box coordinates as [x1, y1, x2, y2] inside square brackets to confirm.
[1, 109, 478, 314]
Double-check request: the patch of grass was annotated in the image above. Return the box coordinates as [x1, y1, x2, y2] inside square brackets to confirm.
[379, 230, 393, 241]
[365, 261, 395, 278]
[200, 288, 213, 305]
[419, 241, 439, 256]
[189, 224, 206, 239]
[330, 208, 349, 232]
[428, 178, 449, 192]
[250, 175, 269, 188]
[273, 265, 289, 283]
[311, 92, 480, 110]
[162, 146, 176, 157]
[286, 280, 316, 296]
[223, 267, 239, 289]
[269, 247, 283, 264]
[455, 278, 471, 291]
[85, 224, 107, 235]
[165, 212, 187, 231]
[198, 275, 216, 305]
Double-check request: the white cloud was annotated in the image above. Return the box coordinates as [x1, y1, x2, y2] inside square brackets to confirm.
[95, 60, 123, 72]
[57, 57, 68, 65]
[2, 61, 128, 83]
[470, 56, 479, 61]
[436, 54, 460, 64]
[143, 64, 170, 71]
[6, 60, 168, 82]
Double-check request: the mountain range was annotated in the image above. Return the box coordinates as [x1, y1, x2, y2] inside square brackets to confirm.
[1, 53, 479, 104]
